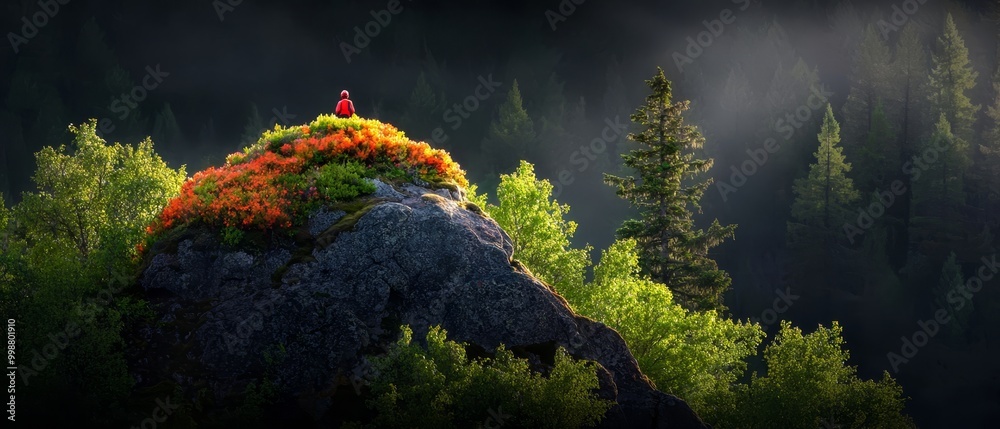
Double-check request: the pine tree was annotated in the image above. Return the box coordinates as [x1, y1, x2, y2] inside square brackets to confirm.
[841, 24, 892, 174]
[972, 15, 1000, 229]
[828, 1, 865, 53]
[979, 66, 1000, 226]
[771, 58, 824, 167]
[399, 72, 442, 142]
[787, 105, 859, 311]
[853, 102, 896, 193]
[240, 103, 266, 145]
[481, 80, 535, 174]
[909, 114, 973, 258]
[720, 64, 754, 154]
[914, 114, 969, 208]
[604, 68, 736, 312]
[536, 73, 573, 163]
[932, 252, 972, 343]
[885, 23, 929, 268]
[928, 13, 980, 142]
[152, 103, 184, 149]
[791, 104, 859, 231]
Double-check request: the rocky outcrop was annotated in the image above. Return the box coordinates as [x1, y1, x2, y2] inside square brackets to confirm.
[130, 179, 708, 428]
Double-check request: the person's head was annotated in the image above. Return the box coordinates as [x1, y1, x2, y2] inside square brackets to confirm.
[341, 90, 350, 99]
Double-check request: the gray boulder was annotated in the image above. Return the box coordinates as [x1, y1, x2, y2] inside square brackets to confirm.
[131, 181, 708, 428]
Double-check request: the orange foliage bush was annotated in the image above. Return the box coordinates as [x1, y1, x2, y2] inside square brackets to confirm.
[145, 116, 467, 239]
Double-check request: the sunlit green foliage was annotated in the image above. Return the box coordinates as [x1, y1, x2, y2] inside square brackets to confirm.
[15, 119, 185, 267]
[357, 325, 612, 429]
[316, 161, 378, 201]
[482, 163, 913, 427]
[708, 322, 914, 429]
[1, 120, 183, 424]
[567, 239, 763, 412]
[468, 161, 591, 291]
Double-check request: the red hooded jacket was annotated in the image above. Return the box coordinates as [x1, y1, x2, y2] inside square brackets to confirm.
[335, 90, 355, 118]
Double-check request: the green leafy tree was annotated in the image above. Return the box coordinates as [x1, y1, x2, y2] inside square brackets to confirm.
[2, 121, 184, 424]
[16, 120, 186, 268]
[467, 161, 591, 292]
[567, 239, 763, 412]
[710, 322, 915, 429]
[465, 165, 913, 428]
[928, 13, 980, 142]
[360, 325, 612, 429]
[604, 68, 736, 312]
[481, 80, 536, 175]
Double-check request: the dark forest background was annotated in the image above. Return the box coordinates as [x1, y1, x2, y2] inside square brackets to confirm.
[3, 0, 1000, 427]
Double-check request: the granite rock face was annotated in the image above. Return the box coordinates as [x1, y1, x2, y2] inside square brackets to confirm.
[131, 180, 708, 428]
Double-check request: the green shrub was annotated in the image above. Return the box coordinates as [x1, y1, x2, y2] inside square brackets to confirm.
[260, 124, 305, 151]
[705, 321, 915, 429]
[315, 161, 376, 201]
[358, 325, 612, 429]
[570, 239, 764, 413]
[468, 161, 592, 293]
[0, 121, 185, 426]
[310, 113, 365, 132]
[221, 226, 245, 246]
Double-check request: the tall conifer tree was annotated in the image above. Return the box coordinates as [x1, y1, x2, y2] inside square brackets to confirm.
[604, 68, 735, 312]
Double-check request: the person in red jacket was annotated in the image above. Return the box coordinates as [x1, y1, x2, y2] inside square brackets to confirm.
[335, 90, 355, 118]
